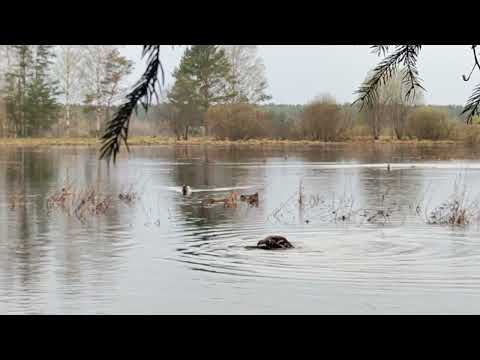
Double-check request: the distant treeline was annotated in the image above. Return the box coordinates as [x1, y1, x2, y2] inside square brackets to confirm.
[128, 101, 477, 141]
[134, 103, 468, 122]
[0, 99, 475, 141]
[0, 45, 477, 143]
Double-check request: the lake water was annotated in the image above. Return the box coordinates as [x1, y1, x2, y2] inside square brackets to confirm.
[2, 143, 480, 314]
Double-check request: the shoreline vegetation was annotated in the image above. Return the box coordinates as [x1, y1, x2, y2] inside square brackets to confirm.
[0, 136, 470, 147]
[2, 46, 480, 160]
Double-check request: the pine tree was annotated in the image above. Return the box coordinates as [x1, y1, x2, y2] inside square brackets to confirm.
[4, 45, 33, 137]
[24, 45, 60, 136]
[3, 45, 59, 137]
[167, 75, 203, 140]
[168, 45, 235, 139]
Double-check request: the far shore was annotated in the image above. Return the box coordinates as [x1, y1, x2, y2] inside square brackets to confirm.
[0, 136, 469, 147]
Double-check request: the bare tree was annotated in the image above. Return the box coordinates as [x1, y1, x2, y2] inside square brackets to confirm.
[0, 46, 9, 136]
[360, 71, 389, 140]
[0, 45, 14, 79]
[221, 45, 271, 104]
[54, 45, 82, 136]
[360, 68, 424, 140]
[0, 46, 17, 137]
[0, 46, 9, 82]
[80, 45, 113, 136]
[80, 45, 132, 137]
[101, 49, 133, 125]
[382, 69, 424, 139]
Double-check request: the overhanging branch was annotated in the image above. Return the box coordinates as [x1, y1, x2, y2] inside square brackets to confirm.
[99, 45, 163, 163]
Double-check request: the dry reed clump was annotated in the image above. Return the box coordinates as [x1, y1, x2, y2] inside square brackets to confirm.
[360, 188, 395, 225]
[47, 183, 113, 220]
[268, 179, 397, 225]
[202, 191, 239, 208]
[47, 182, 75, 212]
[224, 192, 239, 208]
[415, 177, 480, 226]
[9, 191, 26, 210]
[239, 192, 259, 207]
[118, 184, 140, 206]
[427, 199, 469, 225]
[330, 193, 357, 222]
[327, 189, 395, 225]
[73, 187, 113, 218]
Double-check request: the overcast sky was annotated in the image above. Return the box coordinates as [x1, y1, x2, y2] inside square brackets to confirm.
[120, 45, 480, 106]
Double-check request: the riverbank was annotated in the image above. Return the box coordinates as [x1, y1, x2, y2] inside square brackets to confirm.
[0, 136, 464, 147]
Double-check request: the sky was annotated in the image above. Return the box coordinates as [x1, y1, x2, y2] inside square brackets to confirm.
[120, 45, 480, 106]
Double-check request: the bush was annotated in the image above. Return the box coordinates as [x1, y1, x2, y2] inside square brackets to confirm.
[266, 111, 294, 139]
[463, 124, 480, 145]
[298, 96, 343, 141]
[406, 107, 450, 140]
[472, 116, 480, 125]
[449, 122, 480, 145]
[205, 103, 271, 140]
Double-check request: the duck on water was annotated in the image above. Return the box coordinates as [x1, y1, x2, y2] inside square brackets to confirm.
[182, 185, 191, 195]
[245, 235, 294, 250]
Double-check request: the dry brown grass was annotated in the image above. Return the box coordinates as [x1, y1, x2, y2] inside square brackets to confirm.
[0, 136, 465, 148]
